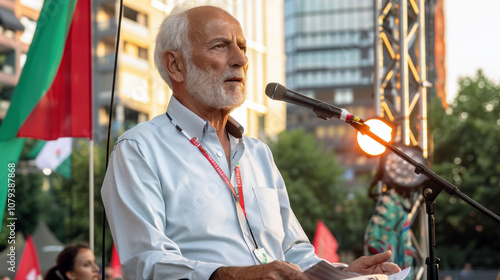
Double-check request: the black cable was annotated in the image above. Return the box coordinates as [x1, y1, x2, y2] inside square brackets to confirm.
[102, 0, 124, 272]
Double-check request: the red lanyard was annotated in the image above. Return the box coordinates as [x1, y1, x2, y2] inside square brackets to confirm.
[191, 137, 263, 254]
[166, 112, 264, 253]
[190, 137, 246, 218]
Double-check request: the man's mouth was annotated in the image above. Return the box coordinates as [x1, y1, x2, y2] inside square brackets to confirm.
[225, 77, 244, 83]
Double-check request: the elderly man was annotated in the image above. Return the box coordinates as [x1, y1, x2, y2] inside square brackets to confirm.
[101, 2, 400, 280]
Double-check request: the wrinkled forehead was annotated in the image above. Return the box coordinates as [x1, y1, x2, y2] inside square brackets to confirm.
[186, 6, 244, 42]
[186, 5, 239, 25]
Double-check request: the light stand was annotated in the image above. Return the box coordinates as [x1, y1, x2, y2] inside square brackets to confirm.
[350, 121, 500, 280]
[421, 180, 441, 280]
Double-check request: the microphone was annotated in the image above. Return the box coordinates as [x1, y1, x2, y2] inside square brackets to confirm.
[265, 83, 364, 123]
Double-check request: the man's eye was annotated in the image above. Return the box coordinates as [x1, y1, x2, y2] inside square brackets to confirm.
[215, 44, 225, 49]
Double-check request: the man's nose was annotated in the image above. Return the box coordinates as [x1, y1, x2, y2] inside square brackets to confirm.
[229, 45, 248, 68]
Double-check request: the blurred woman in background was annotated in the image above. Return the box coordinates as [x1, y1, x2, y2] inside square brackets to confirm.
[44, 243, 100, 280]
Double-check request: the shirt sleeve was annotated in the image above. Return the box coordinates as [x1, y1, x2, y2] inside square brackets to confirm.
[101, 139, 222, 280]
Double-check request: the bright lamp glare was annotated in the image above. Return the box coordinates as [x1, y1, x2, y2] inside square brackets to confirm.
[357, 119, 392, 156]
[42, 168, 52, 176]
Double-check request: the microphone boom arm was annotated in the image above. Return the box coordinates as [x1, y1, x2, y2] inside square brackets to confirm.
[351, 121, 500, 223]
[351, 121, 500, 280]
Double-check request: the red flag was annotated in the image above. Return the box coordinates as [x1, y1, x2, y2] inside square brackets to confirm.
[312, 221, 339, 263]
[110, 244, 122, 279]
[15, 236, 41, 280]
[16, 0, 92, 140]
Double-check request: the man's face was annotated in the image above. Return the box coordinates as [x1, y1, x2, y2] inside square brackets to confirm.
[184, 7, 248, 111]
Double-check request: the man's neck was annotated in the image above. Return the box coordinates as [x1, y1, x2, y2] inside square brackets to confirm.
[204, 111, 232, 166]
[173, 92, 233, 133]
[173, 92, 233, 164]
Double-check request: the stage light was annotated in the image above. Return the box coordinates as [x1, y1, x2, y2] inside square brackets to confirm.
[356, 119, 392, 156]
[383, 145, 427, 194]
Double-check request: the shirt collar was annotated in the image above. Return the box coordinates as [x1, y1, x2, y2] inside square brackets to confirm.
[166, 96, 244, 139]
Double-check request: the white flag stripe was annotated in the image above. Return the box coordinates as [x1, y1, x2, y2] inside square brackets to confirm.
[26, 268, 37, 280]
[35, 137, 72, 170]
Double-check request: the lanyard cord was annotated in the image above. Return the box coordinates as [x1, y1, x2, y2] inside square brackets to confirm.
[190, 137, 246, 216]
[166, 113, 259, 249]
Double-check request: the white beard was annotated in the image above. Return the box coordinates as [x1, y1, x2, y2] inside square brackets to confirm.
[184, 57, 247, 110]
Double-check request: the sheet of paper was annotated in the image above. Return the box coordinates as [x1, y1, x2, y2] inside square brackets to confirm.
[304, 261, 362, 280]
[304, 260, 412, 280]
[387, 267, 411, 280]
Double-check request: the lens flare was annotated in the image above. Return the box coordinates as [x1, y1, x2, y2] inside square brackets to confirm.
[356, 119, 392, 156]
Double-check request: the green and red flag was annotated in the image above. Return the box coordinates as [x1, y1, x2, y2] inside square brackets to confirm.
[0, 0, 92, 222]
[35, 137, 73, 179]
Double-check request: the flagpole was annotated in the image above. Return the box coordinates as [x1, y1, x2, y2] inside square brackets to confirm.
[89, 139, 94, 251]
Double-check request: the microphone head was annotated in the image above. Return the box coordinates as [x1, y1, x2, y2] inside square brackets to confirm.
[265, 82, 287, 101]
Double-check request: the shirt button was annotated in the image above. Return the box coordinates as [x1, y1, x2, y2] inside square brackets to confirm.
[217, 151, 223, 157]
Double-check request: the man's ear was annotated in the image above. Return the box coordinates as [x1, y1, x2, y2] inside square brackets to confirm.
[162, 51, 185, 83]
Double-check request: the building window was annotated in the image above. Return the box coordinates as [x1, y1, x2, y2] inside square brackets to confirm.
[316, 125, 326, 139]
[334, 88, 354, 105]
[20, 17, 36, 44]
[123, 41, 148, 60]
[138, 46, 148, 60]
[123, 6, 148, 27]
[0, 50, 16, 75]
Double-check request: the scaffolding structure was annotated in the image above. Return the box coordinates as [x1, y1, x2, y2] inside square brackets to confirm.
[373, 0, 433, 279]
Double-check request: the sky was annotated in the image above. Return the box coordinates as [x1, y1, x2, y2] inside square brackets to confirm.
[445, 0, 500, 103]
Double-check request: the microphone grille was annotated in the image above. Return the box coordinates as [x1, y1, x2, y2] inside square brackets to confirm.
[265, 83, 287, 100]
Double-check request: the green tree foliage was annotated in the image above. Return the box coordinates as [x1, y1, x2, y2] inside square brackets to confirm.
[42, 139, 113, 258]
[0, 139, 46, 242]
[429, 70, 500, 268]
[267, 129, 374, 256]
[0, 139, 114, 263]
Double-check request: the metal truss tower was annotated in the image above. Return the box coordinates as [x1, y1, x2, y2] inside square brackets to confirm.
[374, 0, 429, 153]
[373, 0, 432, 279]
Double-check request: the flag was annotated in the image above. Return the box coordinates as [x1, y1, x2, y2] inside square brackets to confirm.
[26, 140, 47, 159]
[35, 138, 72, 178]
[0, 0, 92, 141]
[0, 0, 92, 222]
[312, 220, 339, 263]
[15, 236, 42, 280]
[110, 244, 122, 279]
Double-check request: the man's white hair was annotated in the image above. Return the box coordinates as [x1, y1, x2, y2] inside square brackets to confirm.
[153, 0, 231, 88]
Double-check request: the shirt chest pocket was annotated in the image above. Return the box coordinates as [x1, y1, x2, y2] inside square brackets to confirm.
[251, 187, 285, 241]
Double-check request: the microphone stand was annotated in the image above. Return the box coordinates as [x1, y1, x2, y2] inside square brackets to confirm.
[349, 121, 500, 280]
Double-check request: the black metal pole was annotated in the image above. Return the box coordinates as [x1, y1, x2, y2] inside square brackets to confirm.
[422, 181, 442, 280]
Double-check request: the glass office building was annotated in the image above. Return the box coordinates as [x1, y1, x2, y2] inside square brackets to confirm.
[284, 0, 378, 186]
[285, 0, 374, 89]
[284, 0, 445, 188]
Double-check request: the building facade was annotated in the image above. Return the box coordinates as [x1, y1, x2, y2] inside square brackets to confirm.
[0, 0, 41, 124]
[284, 0, 445, 187]
[285, 0, 377, 187]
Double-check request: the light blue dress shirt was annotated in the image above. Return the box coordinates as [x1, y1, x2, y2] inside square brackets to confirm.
[101, 96, 323, 280]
